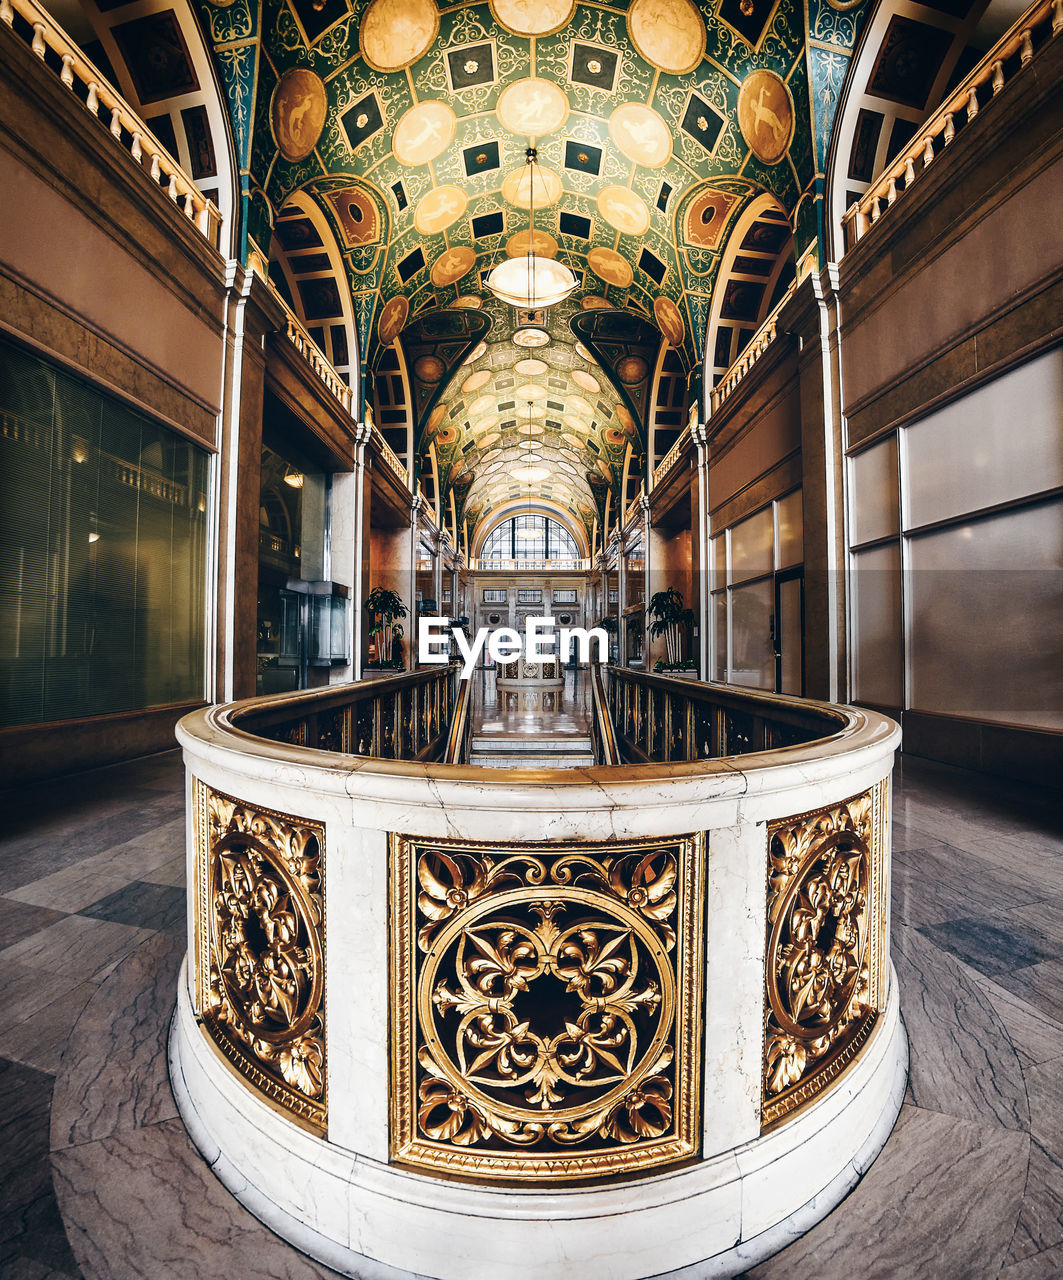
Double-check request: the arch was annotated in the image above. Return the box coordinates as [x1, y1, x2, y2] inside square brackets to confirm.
[472, 500, 589, 560]
[269, 192, 361, 401]
[75, 0, 240, 259]
[647, 340, 690, 483]
[703, 194, 795, 394]
[825, 0, 995, 257]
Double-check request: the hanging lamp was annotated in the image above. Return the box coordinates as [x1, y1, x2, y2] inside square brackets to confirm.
[485, 148, 578, 310]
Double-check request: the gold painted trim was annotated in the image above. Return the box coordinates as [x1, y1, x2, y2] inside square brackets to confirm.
[390, 832, 705, 1181]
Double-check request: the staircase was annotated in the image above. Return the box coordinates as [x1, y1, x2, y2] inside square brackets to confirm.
[467, 732, 595, 769]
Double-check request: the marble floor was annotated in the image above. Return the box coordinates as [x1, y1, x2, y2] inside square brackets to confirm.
[0, 750, 1061, 1279]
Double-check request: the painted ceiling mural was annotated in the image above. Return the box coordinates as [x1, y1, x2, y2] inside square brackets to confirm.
[194, 0, 873, 543]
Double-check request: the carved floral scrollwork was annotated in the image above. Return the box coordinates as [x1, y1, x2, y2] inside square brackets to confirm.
[392, 836, 703, 1180]
[194, 781, 326, 1131]
[763, 786, 886, 1127]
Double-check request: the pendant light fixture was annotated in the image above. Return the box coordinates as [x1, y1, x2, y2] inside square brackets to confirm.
[485, 148, 578, 310]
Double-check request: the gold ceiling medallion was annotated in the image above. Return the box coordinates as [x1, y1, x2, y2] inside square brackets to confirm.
[506, 229, 559, 259]
[394, 102, 457, 167]
[490, 0, 577, 37]
[193, 779, 326, 1133]
[360, 0, 440, 72]
[496, 79, 569, 140]
[762, 781, 889, 1129]
[513, 328, 551, 348]
[414, 185, 468, 235]
[609, 104, 673, 169]
[626, 0, 707, 76]
[737, 70, 795, 165]
[587, 247, 634, 289]
[597, 186, 651, 236]
[431, 245, 477, 288]
[390, 834, 705, 1180]
[271, 69, 328, 164]
[654, 297, 686, 347]
[377, 295, 409, 346]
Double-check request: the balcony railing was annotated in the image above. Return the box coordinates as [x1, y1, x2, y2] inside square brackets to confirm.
[842, 0, 1061, 250]
[710, 281, 795, 415]
[2, 0, 222, 249]
[374, 429, 410, 486]
[470, 557, 591, 571]
[282, 310, 353, 414]
[653, 426, 691, 485]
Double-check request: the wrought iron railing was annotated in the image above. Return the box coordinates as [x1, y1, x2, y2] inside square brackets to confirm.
[229, 664, 460, 762]
[842, 0, 1061, 250]
[605, 666, 844, 764]
[1, 0, 222, 247]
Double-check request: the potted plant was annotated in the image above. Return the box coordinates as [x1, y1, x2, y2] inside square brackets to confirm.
[365, 586, 408, 669]
[648, 587, 695, 667]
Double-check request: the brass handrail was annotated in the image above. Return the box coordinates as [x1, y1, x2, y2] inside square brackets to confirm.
[442, 674, 472, 764]
[842, 0, 1062, 249]
[1, 0, 222, 247]
[591, 664, 620, 766]
[606, 666, 842, 764]
[230, 665, 460, 761]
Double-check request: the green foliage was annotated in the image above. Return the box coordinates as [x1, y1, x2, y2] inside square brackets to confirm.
[365, 587, 408, 622]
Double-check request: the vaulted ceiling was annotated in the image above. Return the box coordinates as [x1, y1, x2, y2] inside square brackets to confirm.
[188, 0, 873, 543]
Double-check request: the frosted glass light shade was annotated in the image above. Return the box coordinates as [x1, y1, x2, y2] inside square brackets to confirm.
[485, 255, 578, 309]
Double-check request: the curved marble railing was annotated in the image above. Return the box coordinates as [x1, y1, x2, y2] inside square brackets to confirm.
[171, 676, 904, 1280]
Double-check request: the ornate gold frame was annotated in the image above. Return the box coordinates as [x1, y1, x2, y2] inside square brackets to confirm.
[192, 778, 327, 1133]
[390, 832, 705, 1181]
[762, 779, 889, 1128]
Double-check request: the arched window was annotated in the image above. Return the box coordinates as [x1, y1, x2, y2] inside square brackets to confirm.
[481, 516, 580, 562]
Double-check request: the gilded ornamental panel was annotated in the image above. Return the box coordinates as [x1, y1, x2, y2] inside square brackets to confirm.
[762, 780, 889, 1128]
[390, 833, 705, 1180]
[193, 779, 326, 1132]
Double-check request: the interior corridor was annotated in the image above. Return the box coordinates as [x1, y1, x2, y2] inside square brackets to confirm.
[0, 751, 1060, 1279]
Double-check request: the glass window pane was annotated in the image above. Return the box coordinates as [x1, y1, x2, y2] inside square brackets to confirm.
[730, 507, 773, 583]
[850, 436, 898, 546]
[728, 579, 773, 688]
[777, 489, 803, 568]
[850, 542, 902, 708]
[712, 534, 726, 587]
[0, 336, 207, 728]
[904, 348, 1063, 530]
[908, 500, 1063, 728]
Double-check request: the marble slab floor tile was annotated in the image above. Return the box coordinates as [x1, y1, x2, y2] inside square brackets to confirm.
[745, 1105, 1030, 1280]
[975, 978, 1063, 1070]
[891, 926, 1030, 1132]
[993, 960, 1063, 1027]
[50, 930, 185, 1150]
[1006, 1053, 1063, 1264]
[0, 1058, 80, 1278]
[916, 915, 1056, 980]
[51, 1120, 343, 1280]
[0, 983, 98, 1076]
[0, 917, 156, 986]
